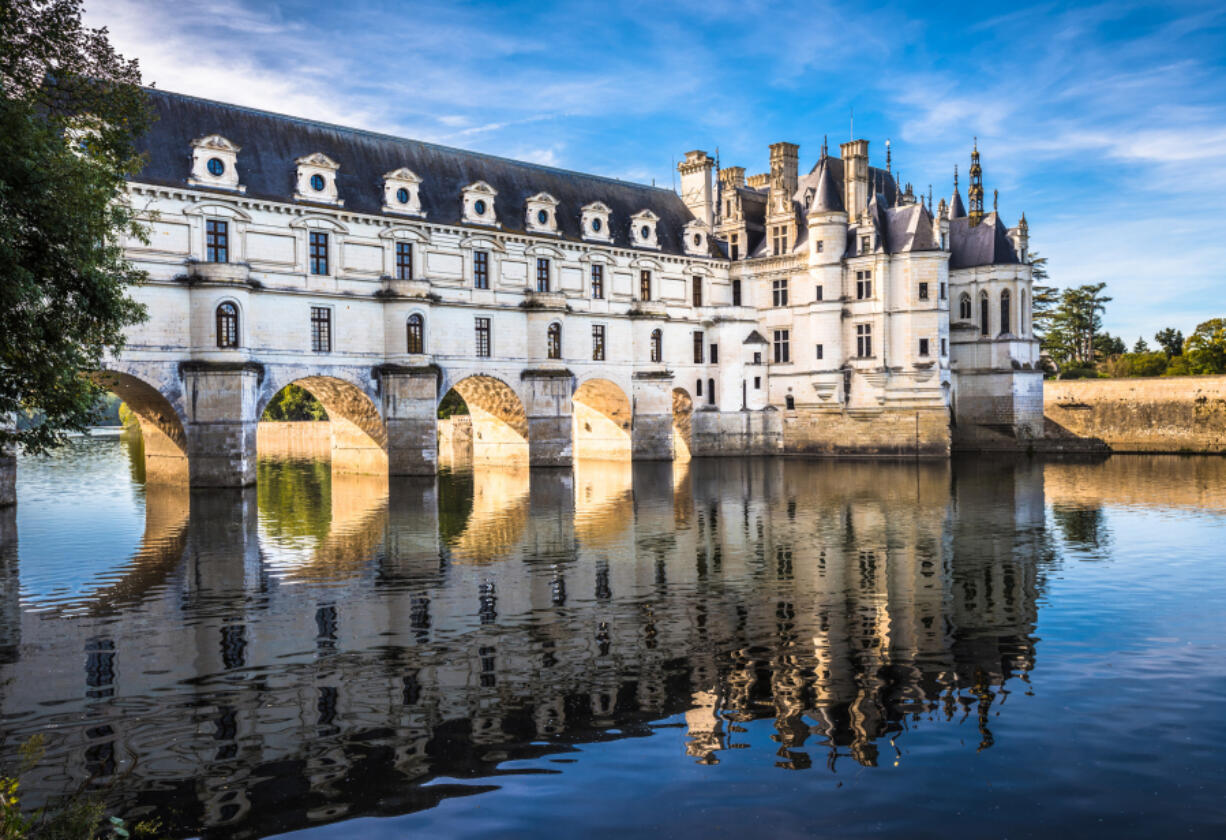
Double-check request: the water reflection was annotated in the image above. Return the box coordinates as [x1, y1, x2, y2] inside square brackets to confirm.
[2, 447, 1223, 838]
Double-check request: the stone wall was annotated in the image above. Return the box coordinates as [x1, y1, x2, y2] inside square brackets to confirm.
[781, 408, 951, 457]
[1044, 375, 1226, 454]
[256, 421, 331, 459]
[690, 409, 783, 456]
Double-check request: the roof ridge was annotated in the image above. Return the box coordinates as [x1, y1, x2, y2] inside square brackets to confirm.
[145, 86, 676, 195]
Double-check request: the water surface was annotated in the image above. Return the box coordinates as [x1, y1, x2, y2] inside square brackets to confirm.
[2, 437, 1225, 838]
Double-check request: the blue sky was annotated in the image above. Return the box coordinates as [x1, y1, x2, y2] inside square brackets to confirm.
[85, 0, 1226, 342]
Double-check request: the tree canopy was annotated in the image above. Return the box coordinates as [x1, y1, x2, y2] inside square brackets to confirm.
[0, 0, 151, 454]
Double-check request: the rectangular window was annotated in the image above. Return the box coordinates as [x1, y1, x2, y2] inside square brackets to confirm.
[773, 329, 790, 364]
[536, 258, 550, 292]
[309, 231, 328, 275]
[710, 344, 719, 364]
[692, 277, 702, 307]
[816, 344, 823, 360]
[696, 379, 703, 397]
[206, 219, 228, 263]
[475, 317, 491, 357]
[919, 338, 930, 357]
[754, 376, 761, 389]
[473, 250, 489, 289]
[941, 338, 948, 356]
[772, 277, 789, 307]
[730, 234, 739, 261]
[772, 225, 789, 256]
[395, 241, 413, 280]
[856, 323, 873, 358]
[816, 240, 824, 253]
[592, 324, 605, 361]
[693, 331, 704, 364]
[860, 235, 870, 252]
[732, 278, 742, 306]
[591, 264, 604, 299]
[919, 282, 929, 301]
[640, 270, 651, 301]
[815, 285, 823, 302]
[310, 306, 331, 353]
[856, 270, 873, 300]
[753, 351, 762, 365]
[940, 282, 947, 300]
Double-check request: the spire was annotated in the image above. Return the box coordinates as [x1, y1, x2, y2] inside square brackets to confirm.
[968, 138, 985, 227]
[927, 184, 933, 213]
[821, 134, 828, 159]
[811, 156, 844, 214]
[1019, 211, 1028, 232]
[948, 164, 966, 220]
[885, 139, 892, 175]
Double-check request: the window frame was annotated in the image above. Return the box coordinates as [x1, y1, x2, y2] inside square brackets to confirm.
[308, 230, 329, 276]
[536, 257, 550, 293]
[919, 337, 930, 357]
[591, 263, 604, 299]
[592, 324, 606, 361]
[547, 321, 561, 360]
[407, 313, 424, 354]
[395, 240, 413, 281]
[693, 331, 704, 364]
[310, 305, 332, 353]
[919, 281, 929, 301]
[772, 277, 789, 307]
[473, 250, 490, 290]
[773, 329, 790, 364]
[475, 316, 492, 358]
[640, 269, 651, 301]
[216, 301, 239, 349]
[856, 323, 873, 358]
[650, 328, 662, 363]
[692, 276, 703, 307]
[206, 218, 229, 264]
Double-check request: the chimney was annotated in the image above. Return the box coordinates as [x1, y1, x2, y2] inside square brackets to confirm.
[840, 139, 869, 219]
[677, 150, 715, 229]
[768, 142, 799, 217]
[719, 166, 746, 189]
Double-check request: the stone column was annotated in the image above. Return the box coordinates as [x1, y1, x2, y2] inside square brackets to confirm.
[180, 362, 262, 488]
[521, 370, 573, 467]
[631, 372, 675, 460]
[377, 365, 439, 475]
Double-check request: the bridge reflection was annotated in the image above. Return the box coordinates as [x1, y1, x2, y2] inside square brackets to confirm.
[0, 454, 1082, 838]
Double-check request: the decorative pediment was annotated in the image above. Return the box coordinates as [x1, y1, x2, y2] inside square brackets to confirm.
[581, 201, 612, 242]
[462, 181, 499, 227]
[188, 134, 244, 192]
[382, 167, 425, 217]
[630, 209, 661, 250]
[296, 152, 339, 170]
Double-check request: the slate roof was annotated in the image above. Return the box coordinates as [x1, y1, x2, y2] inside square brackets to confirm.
[949, 212, 1019, 269]
[948, 187, 966, 220]
[133, 88, 712, 257]
[743, 330, 769, 345]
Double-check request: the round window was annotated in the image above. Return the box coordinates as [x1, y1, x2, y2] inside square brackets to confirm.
[640, 225, 650, 240]
[396, 187, 410, 204]
[310, 173, 326, 192]
[474, 199, 487, 216]
[693, 233, 702, 246]
[537, 209, 549, 225]
[592, 217, 602, 233]
[206, 157, 225, 177]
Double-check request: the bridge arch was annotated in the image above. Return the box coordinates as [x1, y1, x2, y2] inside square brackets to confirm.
[573, 377, 632, 460]
[259, 372, 387, 474]
[439, 374, 529, 465]
[91, 369, 190, 484]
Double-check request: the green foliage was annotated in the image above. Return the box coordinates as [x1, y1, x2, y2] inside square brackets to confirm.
[1163, 355, 1192, 376]
[1093, 332, 1125, 359]
[0, 0, 152, 455]
[1042, 282, 1112, 369]
[1133, 336, 1149, 353]
[117, 401, 138, 430]
[1154, 327, 1184, 358]
[1056, 365, 1099, 380]
[256, 458, 331, 542]
[437, 389, 469, 419]
[1183, 317, 1226, 374]
[261, 384, 328, 421]
[1101, 351, 1168, 378]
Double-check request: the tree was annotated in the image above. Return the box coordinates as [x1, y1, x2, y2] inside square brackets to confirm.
[1094, 332, 1125, 359]
[1183, 318, 1226, 375]
[0, 0, 151, 455]
[1133, 337, 1150, 353]
[261, 385, 328, 421]
[1049, 283, 1112, 368]
[1154, 328, 1184, 359]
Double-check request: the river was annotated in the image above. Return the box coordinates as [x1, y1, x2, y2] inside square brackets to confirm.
[2, 435, 1224, 838]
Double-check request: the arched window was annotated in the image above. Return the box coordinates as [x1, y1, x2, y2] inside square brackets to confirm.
[959, 293, 972, 320]
[979, 292, 990, 336]
[1020, 289, 1028, 336]
[407, 313, 424, 354]
[650, 328, 662, 363]
[547, 322, 562, 360]
[216, 302, 239, 348]
[1000, 289, 1011, 336]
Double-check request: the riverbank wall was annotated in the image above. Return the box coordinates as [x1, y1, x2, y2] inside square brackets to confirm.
[1044, 375, 1226, 454]
[256, 421, 330, 458]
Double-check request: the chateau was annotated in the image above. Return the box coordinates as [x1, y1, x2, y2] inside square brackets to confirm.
[55, 89, 1042, 487]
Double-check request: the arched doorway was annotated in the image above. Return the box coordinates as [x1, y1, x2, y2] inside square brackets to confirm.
[259, 376, 387, 474]
[439, 375, 529, 466]
[672, 387, 693, 463]
[90, 370, 189, 484]
[573, 378, 632, 460]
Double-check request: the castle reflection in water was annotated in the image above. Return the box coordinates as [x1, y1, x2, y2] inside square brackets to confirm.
[0, 452, 1076, 837]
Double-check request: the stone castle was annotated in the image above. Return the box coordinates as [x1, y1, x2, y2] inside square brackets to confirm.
[2, 88, 1045, 494]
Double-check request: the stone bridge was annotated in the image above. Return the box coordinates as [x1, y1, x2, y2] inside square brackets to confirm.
[83, 355, 686, 489]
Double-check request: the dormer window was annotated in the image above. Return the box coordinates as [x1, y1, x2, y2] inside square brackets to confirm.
[581, 202, 612, 242]
[294, 152, 341, 206]
[630, 209, 660, 250]
[682, 220, 709, 257]
[525, 193, 559, 235]
[382, 167, 425, 217]
[189, 134, 244, 192]
[462, 181, 499, 227]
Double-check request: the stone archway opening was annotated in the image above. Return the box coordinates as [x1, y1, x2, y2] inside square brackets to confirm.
[439, 375, 529, 466]
[91, 371, 190, 484]
[672, 387, 693, 463]
[259, 377, 387, 474]
[572, 378, 632, 461]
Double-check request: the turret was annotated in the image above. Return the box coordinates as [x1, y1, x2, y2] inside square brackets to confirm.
[840, 139, 869, 219]
[806, 156, 846, 265]
[948, 165, 966, 221]
[678, 150, 715, 229]
[1009, 212, 1030, 262]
